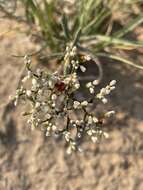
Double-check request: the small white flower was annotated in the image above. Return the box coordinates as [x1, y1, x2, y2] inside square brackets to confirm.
[87, 130, 92, 136]
[103, 132, 109, 139]
[93, 80, 98, 85]
[81, 101, 88, 106]
[93, 117, 98, 123]
[72, 46, 77, 54]
[14, 99, 18, 106]
[52, 125, 57, 131]
[46, 131, 50, 136]
[80, 120, 84, 124]
[27, 119, 31, 124]
[24, 55, 31, 64]
[51, 103, 56, 107]
[75, 120, 80, 125]
[78, 133, 81, 138]
[91, 129, 96, 134]
[110, 86, 115, 90]
[73, 101, 80, 109]
[27, 71, 31, 78]
[22, 76, 28, 83]
[66, 146, 72, 154]
[70, 52, 75, 57]
[96, 94, 102, 99]
[66, 46, 69, 52]
[47, 123, 51, 131]
[70, 120, 74, 124]
[71, 60, 76, 64]
[86, 82, 92, 88]
[78, 147, 83, 153]
[64, 132, 70, 142]
[100, 88, 106, 94]
[37, 118, 41, 122]
[36, 68, 41, 76]
[74, 83, 80, 89]
[46, 113, 51, 119]
[110, 80, 116, 86]
[89, 88, 94, 94]
[32, 78, 37, 86]
[98, 130, 103, 134]
[102, 98, 108, 104]
[26, 90, 32, 97]
[91, 136, 98, 143]
[88, 116, 93, 124]
[35, 102, 40, 108]
[73, 123, 76, 127]
[38, 89, 43, 95]
[71, 141, 76, 146]
[105, 89, 111, 95]
[64, 77, 70, 84]
[80, 65, 86, 72]
[51, 94, 57, 100]
[84, 55, 91, 61]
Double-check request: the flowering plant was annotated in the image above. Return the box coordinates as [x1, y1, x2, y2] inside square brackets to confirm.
[12, 44, 116, 154]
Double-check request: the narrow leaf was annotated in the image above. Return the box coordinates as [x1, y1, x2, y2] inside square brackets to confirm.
[73, 28, 82, 46]
[81, 34, 143, 48]
[61, 14, 70, 40]
[96, 53, 143, 70]
[114, 14, 143, 38]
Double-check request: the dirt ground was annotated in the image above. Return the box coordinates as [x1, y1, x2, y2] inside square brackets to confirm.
[0, 17, 143, 190]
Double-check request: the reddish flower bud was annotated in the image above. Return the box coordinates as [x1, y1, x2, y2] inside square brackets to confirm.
[55, 82, 66, 92]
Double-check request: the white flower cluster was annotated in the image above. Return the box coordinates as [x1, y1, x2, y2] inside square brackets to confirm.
[87, 128, 109, 143]
[46, 123, 57, 136]
[64, 45, 77, 60]
[12, 46, 117, 154]
[96, 80, 116, 104]
[86, 80, 99, 94]
[73, 100, 88, 109]
[87, 115, 98, 125]
[64, 72, 80, 90]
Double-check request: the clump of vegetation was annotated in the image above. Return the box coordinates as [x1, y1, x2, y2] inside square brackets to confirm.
[11, 44, 116, 154]
[1, 1, 143, 68]
[1, 0, 143, 153]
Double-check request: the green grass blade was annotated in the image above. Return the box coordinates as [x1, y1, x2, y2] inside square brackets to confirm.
[61, 14, 70, 40]
[114, 14, 143, 38]
[96, 53, 143, 70]
[83, 8, 107, 34]
[81, 34, 143, 48]
[73, 28, 82, 46]
[90, 11, 111, 34]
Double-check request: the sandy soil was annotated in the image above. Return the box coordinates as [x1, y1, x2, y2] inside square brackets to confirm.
[0, 17, 143, 190]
